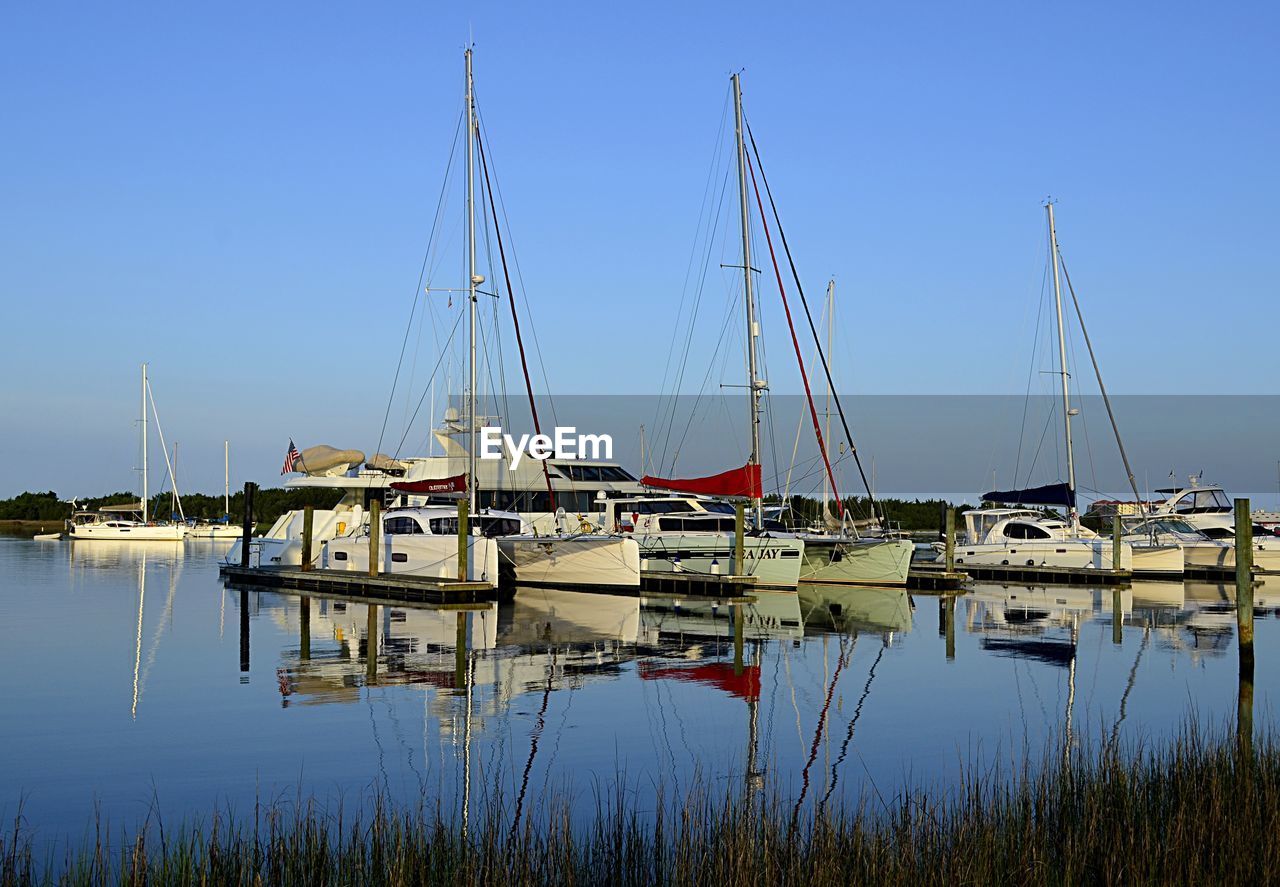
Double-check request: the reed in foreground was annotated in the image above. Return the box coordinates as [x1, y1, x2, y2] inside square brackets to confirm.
[4, 727, 1277, 885]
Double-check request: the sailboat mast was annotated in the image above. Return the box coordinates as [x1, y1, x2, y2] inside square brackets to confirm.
[224, 440, 230, 517]
[1046, 202, 1078, 530]
[141, 363, 148, 524]
[823, 279, 833, 523]
[733, 73, 763, 529]
[465, 48, 479, 514]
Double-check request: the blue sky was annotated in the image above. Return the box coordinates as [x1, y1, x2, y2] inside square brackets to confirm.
[2, 1, 1276, 497]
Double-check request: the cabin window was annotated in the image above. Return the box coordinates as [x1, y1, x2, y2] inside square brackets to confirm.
[429, 517, 459, 535]
[333, 551, 348, 561]
[478, 517, 523, 537]
[391, 552, 408, 563]
[1003, 522, 1051, 540]
[385, 516, 424, 535]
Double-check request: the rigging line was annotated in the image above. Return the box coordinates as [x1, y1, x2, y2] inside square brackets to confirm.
[1058, 249, 1142, 504]
[744, 120, 875, 523]
[790, 633, 852, 831]
[475, 125, 556, 510]
[663, 293, 740, 476]
[510, 647, 555, 839]
[818, 640, 883, 812]
[392, 311, 466, 460]
[375, 108, 465, 463]
[654, 88, 733, 439]
[1013, 261, 1051, 488]
[658, 166, 734, 474]
[745, 149, 843, 516]
[474, 109, 561, 434]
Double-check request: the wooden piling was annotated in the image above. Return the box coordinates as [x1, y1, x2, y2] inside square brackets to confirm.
[366, 604, 378, 684]
[944, 508, 956, 574]
[368, 499, 381, 578]
[239, 589, 249, 673]
[733, 604, 745, 676]
[299, 596, 311, 661]
[455, 611, 467, 689]
[1235, 498, 1254, 668]
[944, 595, 956, 661]
[1112, 587, 1123, 646]
[239, 482, 256, 568]
[1239, 660, 1255, 758]
[457, 498, 469, 581]
[734, 503, 745, 576]
[1112, 515, 1122, 572]
[300, 505, 314, 572]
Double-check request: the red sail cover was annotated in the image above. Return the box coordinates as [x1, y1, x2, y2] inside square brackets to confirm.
[641, 463, 761, 499]
[390, 474, 467, 495]
[638, 662, 761, 700]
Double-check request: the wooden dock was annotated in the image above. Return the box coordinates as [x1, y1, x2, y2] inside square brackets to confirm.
[219, 564, 495, 603]
[640, 571, 757, 599]
[907, 565, 968, 591]
[943, 562, 1131, 587]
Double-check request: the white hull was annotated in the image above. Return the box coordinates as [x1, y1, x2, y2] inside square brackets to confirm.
[1130, 543, 1184, 576]
[323, 533, 499, 588]
[186, 525, 243, 539]
[1181, 540, 1280, 573]
[71, 524, 186, 541]
[949, 538, 1133, 570]
[499, 536, 640, 588]
[637, 533, 804, 588]
[226, 508, 358, 567]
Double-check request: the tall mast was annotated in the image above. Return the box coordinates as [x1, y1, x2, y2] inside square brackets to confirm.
[465, 48, 480, 513]
[822, 279, 833, 523]
[1047, 202, 1078, 531]
[141, 362, 148, 523]
[733, 73, 763, 529]
[224, 440, 230, 517]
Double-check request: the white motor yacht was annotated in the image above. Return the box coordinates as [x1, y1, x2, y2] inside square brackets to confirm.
[1151, 478, 1280, 572]
[944, 508, 1135, 572]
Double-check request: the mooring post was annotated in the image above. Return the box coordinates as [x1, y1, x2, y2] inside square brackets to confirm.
[239, 481, 256, 568]
[733, 604, 745, 676]
[457, 498, 469, 581]
[239, 589, 250, 674]
[944, 508, 956, 573]
[944, 595, 956, 661]
[734, 503, 745, 576]
[366, 604, 378, 685]
[368, 499, 380, 577]
[1111, 515, 1122, 572]
[455, 611, 468, 690]
[1239, 658, 1255, 758]
[1112, 587, 1123, 646]
[299, 595, 311, 661]
[300, 505, 314, 572]
[1236, 498, 1254, 670]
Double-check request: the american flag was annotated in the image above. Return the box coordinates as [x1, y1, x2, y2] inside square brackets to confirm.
[281, 440, 300, 475]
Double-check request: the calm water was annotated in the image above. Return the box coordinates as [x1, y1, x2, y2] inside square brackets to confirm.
[2, 534, 1276, 847]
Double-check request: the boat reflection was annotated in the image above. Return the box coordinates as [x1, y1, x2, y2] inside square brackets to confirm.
[797, 583, 912, 636]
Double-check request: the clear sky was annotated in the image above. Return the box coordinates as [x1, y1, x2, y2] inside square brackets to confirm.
[2, 1, 1276, 497]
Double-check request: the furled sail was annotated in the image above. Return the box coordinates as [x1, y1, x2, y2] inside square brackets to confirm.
[640, 463, 761, 499]
[982, 482, 1075, 508]
[390, 474, 467, 495]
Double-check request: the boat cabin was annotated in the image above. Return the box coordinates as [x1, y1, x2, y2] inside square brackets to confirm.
[962, 508, 1076, 544]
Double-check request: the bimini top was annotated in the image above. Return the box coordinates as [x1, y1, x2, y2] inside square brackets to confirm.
[981, 482, 1075, 509]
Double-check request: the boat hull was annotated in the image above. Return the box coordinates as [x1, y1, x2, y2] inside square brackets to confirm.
[798, 538, 914, 586]
[947, 538, 1133, 570]
[1130, 543, 1185, 576]
[498, 536, 640, 588]
[70, 525, 186, 541]
[636, 534, 804, 588]
[323, 534, 500, 588]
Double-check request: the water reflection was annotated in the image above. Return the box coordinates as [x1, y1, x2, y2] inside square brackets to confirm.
[2, 534, 1275, 844]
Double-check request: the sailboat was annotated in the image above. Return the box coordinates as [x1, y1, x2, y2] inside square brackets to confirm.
[946, 204, 1157, 573]
[186, 441, 243, 539]
[70, 364, 187, 541]
[292, 50, 640, 588]
[638, 72, 912, 587]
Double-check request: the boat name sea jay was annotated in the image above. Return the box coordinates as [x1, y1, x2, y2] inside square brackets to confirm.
[479, 426, 613, 469]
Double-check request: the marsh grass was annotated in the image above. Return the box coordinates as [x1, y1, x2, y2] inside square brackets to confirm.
[4, 727, 1277, 885]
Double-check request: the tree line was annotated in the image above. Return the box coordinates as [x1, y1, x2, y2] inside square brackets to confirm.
[0, 489, 343, 525]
